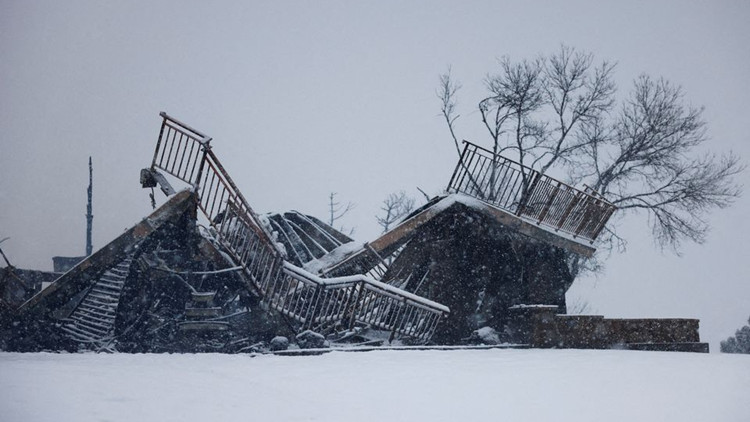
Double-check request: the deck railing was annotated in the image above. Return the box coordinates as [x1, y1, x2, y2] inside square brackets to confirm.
[447, 141, 616, 243]
[147, 112, 448, 342]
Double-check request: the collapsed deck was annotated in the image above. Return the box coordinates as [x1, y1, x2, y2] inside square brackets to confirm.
[3, 112, 706, 352]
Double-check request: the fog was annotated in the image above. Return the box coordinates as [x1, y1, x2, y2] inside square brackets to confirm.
[1, 1, 748, 349]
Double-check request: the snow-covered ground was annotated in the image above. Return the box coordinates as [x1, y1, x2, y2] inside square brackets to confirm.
[2, 349, 749, 421]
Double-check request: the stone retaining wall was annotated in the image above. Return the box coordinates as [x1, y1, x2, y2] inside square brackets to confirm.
[507, 306, 708, 352]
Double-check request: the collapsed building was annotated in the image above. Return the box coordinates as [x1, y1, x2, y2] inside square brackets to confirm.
[0, 112, 708, 353]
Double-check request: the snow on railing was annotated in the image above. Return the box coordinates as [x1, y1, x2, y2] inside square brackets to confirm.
[447, 141, 616, 243]
[147, 112, 448, 342]
[218, 202, 446, 342]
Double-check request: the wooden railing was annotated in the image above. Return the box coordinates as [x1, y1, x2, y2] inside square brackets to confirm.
[147, 112, 448, 342]
[447, 141, 616, 243]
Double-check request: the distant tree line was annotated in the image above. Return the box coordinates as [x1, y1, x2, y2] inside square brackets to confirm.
[721, 316, 750, 354]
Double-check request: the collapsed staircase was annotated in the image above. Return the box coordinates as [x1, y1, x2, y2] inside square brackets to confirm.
[141, 113, 449, 343]
[60, 256, 133, 347]
[141, 112, 623, 345]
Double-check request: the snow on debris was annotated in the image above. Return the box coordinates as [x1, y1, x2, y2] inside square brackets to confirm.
[509, 304, 561, 310]
[432, 193, 593, 246]
[303, 241, 366, 274]
[285, 262, 450, 313]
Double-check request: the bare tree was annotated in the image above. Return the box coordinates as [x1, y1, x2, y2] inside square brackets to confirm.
[578, 75, 743, 250]
[416, 186, 432, 202]
[441, 47, 617, 197]
[438, 67, 463, 158]
[376, 191, 415, 233]
[439, 46, 743, 272]
[328, 192, 355, 234]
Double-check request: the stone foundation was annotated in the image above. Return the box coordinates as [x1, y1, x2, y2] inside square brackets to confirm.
[506, 305, 708, 353]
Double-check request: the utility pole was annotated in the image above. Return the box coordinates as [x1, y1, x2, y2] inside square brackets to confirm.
[86, 156, 93, 256]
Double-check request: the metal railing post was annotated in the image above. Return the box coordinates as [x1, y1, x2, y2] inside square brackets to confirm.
[151, 114, 169, 170]
[193, 144, 210, 190]
[447, 141, 471, 192]
[449, 140, 616, 242]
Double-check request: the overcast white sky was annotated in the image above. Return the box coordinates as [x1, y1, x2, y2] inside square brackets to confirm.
[1, 1, 748, 349]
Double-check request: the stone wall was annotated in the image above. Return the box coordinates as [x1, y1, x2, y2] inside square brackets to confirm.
[506, 306, 708, 352]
